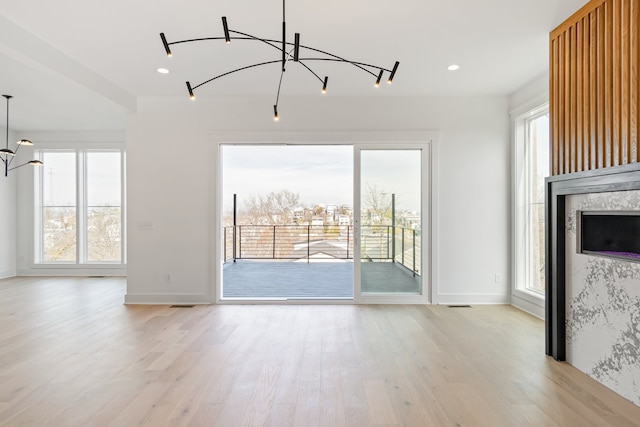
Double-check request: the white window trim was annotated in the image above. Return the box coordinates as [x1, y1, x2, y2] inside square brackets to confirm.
[30, 147, 127, 274]
[512, 102, 548, 317]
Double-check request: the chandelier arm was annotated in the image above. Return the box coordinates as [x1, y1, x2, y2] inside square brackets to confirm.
[191, 60, 283, 91]
[6, 142, 22, 168]
[168, 35, 285, 52]
[167, 34, 387, 78]
[281, 46, 325, 85]
[7, 161, 35, 172]
[275, 67, 285, 109]
[217, 30, 319, 82]
[191, 48, 324, 94]
[294, 60, 324, 84]
[229, 30, 286, 52]
[227, 31, 315, 81]
[167, 36, 285, 46]
[239, 35, 381, 77]
[168, 37, 228, 45]
[296, 52, 379, 77]
[275, 46, 295, 108]
[299, 58, 394, 74]
[231, 34, 384, 77]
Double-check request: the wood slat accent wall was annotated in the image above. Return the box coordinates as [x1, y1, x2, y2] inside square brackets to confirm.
[550, 0, 640, 175]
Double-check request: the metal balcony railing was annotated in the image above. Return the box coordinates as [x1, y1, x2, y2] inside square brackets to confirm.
[223, 224, 421, 276]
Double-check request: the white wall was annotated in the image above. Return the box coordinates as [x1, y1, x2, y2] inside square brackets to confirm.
[125, 95, 510, 304]
[0, 128, 17, 278]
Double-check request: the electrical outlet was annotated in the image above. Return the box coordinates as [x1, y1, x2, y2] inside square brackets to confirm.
[494, 273, 503, 283]
[164, 273, 172, 284]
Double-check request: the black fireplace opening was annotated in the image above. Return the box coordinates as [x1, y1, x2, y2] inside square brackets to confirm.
[579, 210, 640, 261]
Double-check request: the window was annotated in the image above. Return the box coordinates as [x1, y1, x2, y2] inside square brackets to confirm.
[526, 113, 549, 292]
[36, 150, 125, 265]
[41, 152, 77, 262]
[514, 104, 549, 296]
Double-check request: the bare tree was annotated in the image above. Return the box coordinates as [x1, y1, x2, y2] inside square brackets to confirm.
[43, 207, 122, 262]
[43, 208, 76, 261]
[241, 189, 300, 225]
[363, 184, 395, 225]
[87, 208, 122, 261]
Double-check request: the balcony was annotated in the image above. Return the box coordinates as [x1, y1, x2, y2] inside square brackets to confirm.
[222, 225, 421, 299]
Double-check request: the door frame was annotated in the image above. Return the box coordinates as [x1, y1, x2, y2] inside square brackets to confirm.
[353, 143, 432, 304]
[210, 131, 439, 304]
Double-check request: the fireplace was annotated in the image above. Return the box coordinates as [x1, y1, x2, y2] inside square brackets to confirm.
[578, 211, 640, 261]
[546, 163, 640, 407]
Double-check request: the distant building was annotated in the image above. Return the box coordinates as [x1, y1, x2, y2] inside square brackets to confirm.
[326, 204, 336, 217]
[293, 207, 304, 221]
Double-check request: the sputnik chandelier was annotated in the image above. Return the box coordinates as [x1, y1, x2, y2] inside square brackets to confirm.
[2, 95, 43, 177]
[159, 0, 399, 120]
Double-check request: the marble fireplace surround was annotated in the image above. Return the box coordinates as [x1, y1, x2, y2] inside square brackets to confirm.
[546, 163, 640, 406]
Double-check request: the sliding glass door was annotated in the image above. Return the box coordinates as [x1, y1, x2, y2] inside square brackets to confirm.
[217, 142, 430, 303]
[354, 145, 429, 303]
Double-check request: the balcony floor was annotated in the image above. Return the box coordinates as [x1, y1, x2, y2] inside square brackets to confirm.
[222, 260, 421, 299]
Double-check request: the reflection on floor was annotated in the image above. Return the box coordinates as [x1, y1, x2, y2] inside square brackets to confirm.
[222, 260, 420, 299]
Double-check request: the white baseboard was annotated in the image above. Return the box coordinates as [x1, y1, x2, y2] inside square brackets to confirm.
[17, 268, 126, 276]
[437, 293, 510, 305]
[124, 293, 212, 305]
[0, 269, 17, 280]
[511, 293, 545, 319]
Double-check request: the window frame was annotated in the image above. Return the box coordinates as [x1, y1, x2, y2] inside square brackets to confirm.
[34, 147, 126, 269]
[513, 103, 549, 306]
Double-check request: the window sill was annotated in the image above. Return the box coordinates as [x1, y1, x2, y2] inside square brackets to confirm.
[512, 287, 544, 306]
[20, 264, 126, 275]
[31, 263, 126, 268]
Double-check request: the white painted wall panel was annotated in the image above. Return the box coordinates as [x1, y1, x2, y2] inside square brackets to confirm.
[125, 95, 510, 304]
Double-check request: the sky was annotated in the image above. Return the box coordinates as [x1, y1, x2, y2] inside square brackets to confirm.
[222, 145, 421, 213]
[42, 151, 121, 206]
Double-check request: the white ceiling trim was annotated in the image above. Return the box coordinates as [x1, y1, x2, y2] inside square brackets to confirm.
[0, 13, 136, 113]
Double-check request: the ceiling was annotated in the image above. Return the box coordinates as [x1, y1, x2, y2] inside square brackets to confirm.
[0, 0, 589, 131]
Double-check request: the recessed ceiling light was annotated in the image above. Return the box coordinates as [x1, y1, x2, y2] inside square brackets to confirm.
[157, 68, 170, 74]
[447, 64, 460, 71]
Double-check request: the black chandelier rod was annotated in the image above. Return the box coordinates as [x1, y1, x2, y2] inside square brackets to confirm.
[4, 96, 7, 151]
[2, 95, 15, 176]
[2, 96, 7, 176]
[281, 0, 286, 71]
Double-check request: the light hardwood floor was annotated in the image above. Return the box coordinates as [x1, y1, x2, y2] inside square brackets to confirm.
[1, 277, 639, 426]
